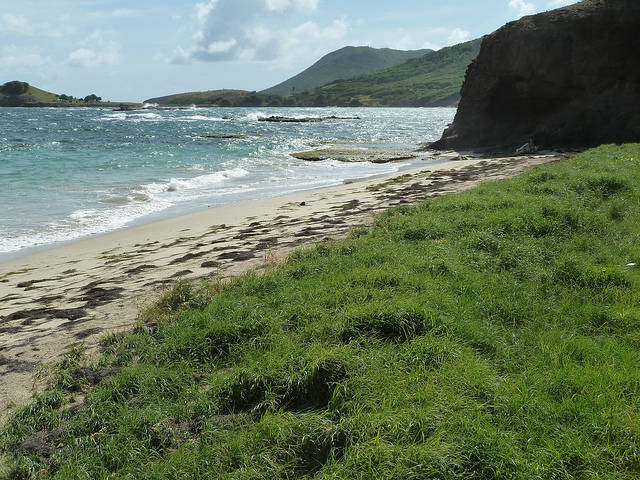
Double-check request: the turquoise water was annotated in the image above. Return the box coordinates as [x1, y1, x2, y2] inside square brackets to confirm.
[0, 107, 455, 259]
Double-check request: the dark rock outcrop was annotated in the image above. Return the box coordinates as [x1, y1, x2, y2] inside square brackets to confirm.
[433, 0, 640, 152]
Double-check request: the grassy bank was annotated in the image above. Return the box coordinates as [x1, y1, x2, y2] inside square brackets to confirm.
[2, 145, 639, 479]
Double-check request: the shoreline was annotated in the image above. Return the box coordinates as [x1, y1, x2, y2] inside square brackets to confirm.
[0, 152, 565, 425]
[0, 153, 444, 265]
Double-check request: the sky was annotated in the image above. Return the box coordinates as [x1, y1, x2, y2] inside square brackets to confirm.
[0, 0, 577, 102]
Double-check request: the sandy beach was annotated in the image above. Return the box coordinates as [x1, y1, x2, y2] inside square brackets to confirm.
[0, 151, 564, 424]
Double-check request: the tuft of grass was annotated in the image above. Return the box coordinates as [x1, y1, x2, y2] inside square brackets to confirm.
[2, 144, 640, 479]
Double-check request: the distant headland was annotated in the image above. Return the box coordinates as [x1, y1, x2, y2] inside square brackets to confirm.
[0, 81, 142, 109]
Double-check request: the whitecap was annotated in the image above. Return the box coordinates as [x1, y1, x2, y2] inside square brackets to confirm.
[179, 115, 227, 122]
[128, 112, 163, 121]
[146, 167, 250, 194]
[239, 111, 266, 122]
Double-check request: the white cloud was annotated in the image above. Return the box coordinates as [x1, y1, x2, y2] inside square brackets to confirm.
[546, 0, 575, 7]
[0, 13, 32, 34]
[111, 9, 139, 17]
[206, 39, 238, 54]
[68, 32, 121, 67]
[171, 46, 192, 65]
[509, 0, 536, 18]
[270, 18, 347, 67]
[88, 8, 140, 19]
[172, 0, 343, 64]
[378, 26, 471, 51]
[0, 44, 50, 68]
[0, 12, 73, 38]
[447, 28, 471, 45]
[68, 46, 120, 67]
[265, 0, 318, 12]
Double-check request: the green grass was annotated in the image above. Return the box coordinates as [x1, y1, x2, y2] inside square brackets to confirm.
[22, 86, 59, 103]
[3, 144, 640, 479]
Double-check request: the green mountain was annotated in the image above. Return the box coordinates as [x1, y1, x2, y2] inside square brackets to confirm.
[261, 46, 432, 96]
[309, 38, 482, 107]
[139, 39, 481, 108]
[144, 89, 250, 106]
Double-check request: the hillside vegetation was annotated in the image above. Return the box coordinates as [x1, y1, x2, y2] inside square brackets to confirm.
[142, 39, 481, 108]
[0, 83, 58, 106]
[0, 81, 139, 108]
[3, 144, 640, 479]
[144, 89, 249, 106]
[25, 85, 60, 103]
[261, 46, 432, 97]
[311, 38, 482, 107]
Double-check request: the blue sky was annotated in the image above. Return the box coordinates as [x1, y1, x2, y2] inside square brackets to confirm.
[0, 0, 576, 101]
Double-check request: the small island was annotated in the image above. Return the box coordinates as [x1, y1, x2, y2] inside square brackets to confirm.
[0, 81, 142, 108]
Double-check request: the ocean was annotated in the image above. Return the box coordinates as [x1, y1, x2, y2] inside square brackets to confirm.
[0, 107, 455, 261]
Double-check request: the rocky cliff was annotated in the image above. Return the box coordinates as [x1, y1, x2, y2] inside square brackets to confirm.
[433, 0, 640, 152]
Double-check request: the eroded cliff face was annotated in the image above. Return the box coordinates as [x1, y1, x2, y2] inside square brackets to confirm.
[433, 0, 640, 151]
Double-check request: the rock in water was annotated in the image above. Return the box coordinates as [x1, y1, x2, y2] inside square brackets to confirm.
[432, 0, 640, 152]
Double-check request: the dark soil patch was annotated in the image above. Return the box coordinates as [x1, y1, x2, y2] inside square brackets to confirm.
[126, 264, 158, 275]
[170, 270, 194, 278]
[169, 252, 207, 265]
[2, 307, 87, 322]
[36, 294, 64, 304]
[307, 215, 331, 222]
[0, 354, 37, 373]
[294, 228, 323, 238]
[82, 280, 103, 290]
[16, 278, 51, 289]
[74, 327, 104, 340]
[143, 280, 170, 288]
[255, 238, 279, 250]
[70, 366, 118, 386]
[18, 428, 65, 458]
[217, 251, 255, 262]
[339, 199, 360, 211]
[233, 232, 261, 240]
[80, 287, 124, 308]
[0, 326, 22, 334]
[323, 218, 347, 225]
[201, 261, 220, 268]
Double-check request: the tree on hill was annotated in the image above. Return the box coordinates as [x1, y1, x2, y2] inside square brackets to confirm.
[84, 94, 102, 103]
[0, 81, 29, 95]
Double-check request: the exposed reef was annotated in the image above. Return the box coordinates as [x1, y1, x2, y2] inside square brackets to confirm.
[258, 116, 360, 123]
[433, 0, 640, 152]
[290, 144, 418, 163]
[200, 134, 262, 139]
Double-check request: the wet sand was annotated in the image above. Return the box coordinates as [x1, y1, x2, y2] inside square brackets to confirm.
[0, 152, 565, 424]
